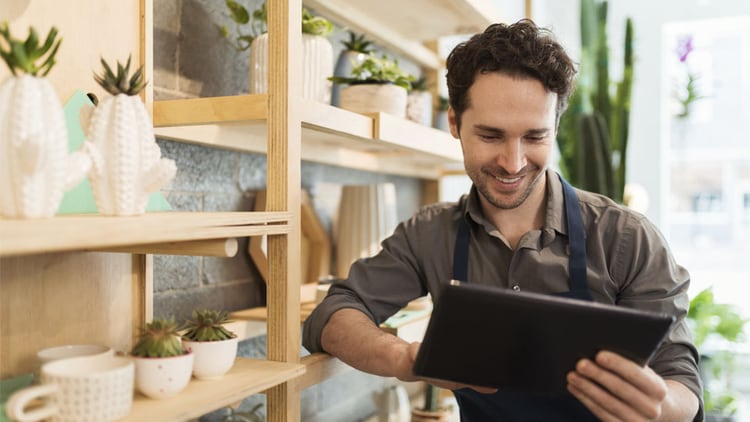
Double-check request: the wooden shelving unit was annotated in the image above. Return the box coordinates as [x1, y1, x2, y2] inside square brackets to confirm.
[153, 96, 462, 180]
[1, 0, 500, 420]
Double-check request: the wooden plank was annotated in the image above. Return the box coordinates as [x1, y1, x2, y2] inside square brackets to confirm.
[153, 95, 268, 126]
[0, 1, 142, 101]
[0, 212, 291, 256]
[125, 358, 305, 422]
[297, 353, 353, 390]
[303, 0, 501, 68]
[373, 112, 462, 162]
[0, 253, 138, 378]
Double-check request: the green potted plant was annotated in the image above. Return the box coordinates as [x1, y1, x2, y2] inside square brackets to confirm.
[556, 0, 633, 204]
[85, 55, 176, 216]
[220, 0, 334, 102]
[0, 22, 90, 219]
[329, 53, 415, 117]
[181, 309, 239, 380]
[331, 31, 375, 106]
[131, 317, 193, 399]
[406, 76, 433, 126]
[687, 287, 748, 421]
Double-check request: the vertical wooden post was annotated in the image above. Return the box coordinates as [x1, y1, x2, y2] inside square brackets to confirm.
[265, 0, 302, 421]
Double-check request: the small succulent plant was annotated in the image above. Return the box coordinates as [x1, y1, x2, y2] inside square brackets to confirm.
[131, 318, 187, 358]
[328, 53, 415, 90]
[341, 31, 373, 54]
[0, 21, 62, 76]
[93, 55, 146, 96]
[182, 310, 236, 342]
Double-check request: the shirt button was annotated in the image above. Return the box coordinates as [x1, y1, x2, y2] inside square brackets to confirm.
[512, 284, 521, 291]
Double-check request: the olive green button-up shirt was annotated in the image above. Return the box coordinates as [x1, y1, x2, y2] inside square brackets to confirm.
[303, 169, 702, 415]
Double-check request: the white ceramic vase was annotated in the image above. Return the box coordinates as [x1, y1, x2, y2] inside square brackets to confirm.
[182, 336, 239, 380]
[133, 352, 193, 399]
[339, 83, 407, 118]
[84, 94, 176, 216]
[335, 183, 398, 278]
[406, 91, 433, 127]
[249, 33, 333, 103]
[0, 75, 91, 218]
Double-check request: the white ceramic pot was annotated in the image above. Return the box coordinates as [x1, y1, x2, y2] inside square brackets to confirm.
[182, 337, 238, 380]
[339, 83, 408, 118]
[249, 33, 334, 103]
[84, 93, 176, 216]
[132, 351, 193, 399]
[331, 50, 368, 106]
[0, 75, 90, 218]
[406, 91, 433, 127]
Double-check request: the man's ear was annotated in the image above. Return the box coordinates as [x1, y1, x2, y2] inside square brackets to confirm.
[448, 107, 459, 139]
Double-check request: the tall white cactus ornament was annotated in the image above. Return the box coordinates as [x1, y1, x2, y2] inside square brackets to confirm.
[0, 22, 91, 218]
[84, 56, 175, 216]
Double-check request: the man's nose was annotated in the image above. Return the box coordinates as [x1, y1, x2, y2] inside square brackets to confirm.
[497, 139, 526, 174]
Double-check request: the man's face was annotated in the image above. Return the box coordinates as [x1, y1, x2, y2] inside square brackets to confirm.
[450, 72, 557, 211]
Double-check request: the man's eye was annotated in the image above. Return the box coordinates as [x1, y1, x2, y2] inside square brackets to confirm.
[479, 134, 499, 141]
[526, 136, 545, 142]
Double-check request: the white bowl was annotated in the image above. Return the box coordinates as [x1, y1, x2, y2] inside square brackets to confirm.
[182, 337, 239, 380]
[37, 344, 113, 364]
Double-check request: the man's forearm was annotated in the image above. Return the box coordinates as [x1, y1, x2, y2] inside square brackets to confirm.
[320, 308, 416, 381]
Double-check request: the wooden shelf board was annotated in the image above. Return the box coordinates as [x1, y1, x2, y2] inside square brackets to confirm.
[153, 96, 461, 179]
[125, 357, 305, 422]
[303, 0, 500, 68]
[0, 211, 292, 257]
[153, 94, 268, 126]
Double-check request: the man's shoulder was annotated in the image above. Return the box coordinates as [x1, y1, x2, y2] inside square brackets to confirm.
[573, 188, 649, 226]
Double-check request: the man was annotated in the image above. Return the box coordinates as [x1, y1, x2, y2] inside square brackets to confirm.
[303, 19, 702, 421]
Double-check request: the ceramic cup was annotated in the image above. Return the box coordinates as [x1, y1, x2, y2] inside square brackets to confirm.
[6, 355, 134, 422]
[36, 344, 113, 364]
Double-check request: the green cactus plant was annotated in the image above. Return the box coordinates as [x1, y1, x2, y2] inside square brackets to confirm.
[131, 317, 187, 358]
[557, 0, 633, 204]
[182, 309, 236, 342]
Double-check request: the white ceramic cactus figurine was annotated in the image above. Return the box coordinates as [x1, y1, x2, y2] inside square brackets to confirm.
[84, 56, 176, 216]
[0, 22, 91, 218]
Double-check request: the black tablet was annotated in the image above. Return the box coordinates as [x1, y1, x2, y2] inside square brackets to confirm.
[412, 281, 675, 394]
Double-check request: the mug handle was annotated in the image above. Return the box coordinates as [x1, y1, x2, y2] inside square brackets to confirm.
[6, 384, 59, 422]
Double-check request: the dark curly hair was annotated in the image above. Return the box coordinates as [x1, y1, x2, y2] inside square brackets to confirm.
[446, 19, 577, 130]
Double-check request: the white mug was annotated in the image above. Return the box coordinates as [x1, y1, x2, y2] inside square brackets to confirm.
[7, 355, 134, 422]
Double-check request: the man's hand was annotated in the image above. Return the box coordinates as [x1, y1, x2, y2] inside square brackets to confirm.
[567, 350, 698, 421]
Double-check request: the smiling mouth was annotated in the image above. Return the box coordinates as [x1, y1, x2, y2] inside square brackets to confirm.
[495, 175, 523, 184]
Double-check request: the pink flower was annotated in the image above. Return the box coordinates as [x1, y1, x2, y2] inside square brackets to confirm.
[676, 35, 694, 63]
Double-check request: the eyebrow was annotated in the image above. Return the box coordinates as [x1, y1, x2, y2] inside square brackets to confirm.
[473, 125, 551, 136]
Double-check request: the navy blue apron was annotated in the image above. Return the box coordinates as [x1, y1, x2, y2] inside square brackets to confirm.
[450, 175, 598, 421]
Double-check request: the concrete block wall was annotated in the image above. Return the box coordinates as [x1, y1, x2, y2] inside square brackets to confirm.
[153, 1, 427, 420]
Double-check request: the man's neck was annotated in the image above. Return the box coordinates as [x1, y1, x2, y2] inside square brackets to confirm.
[482, 172, 547, 249]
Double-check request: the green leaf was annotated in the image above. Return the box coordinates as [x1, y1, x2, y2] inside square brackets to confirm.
[226, 0, 250, 24]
